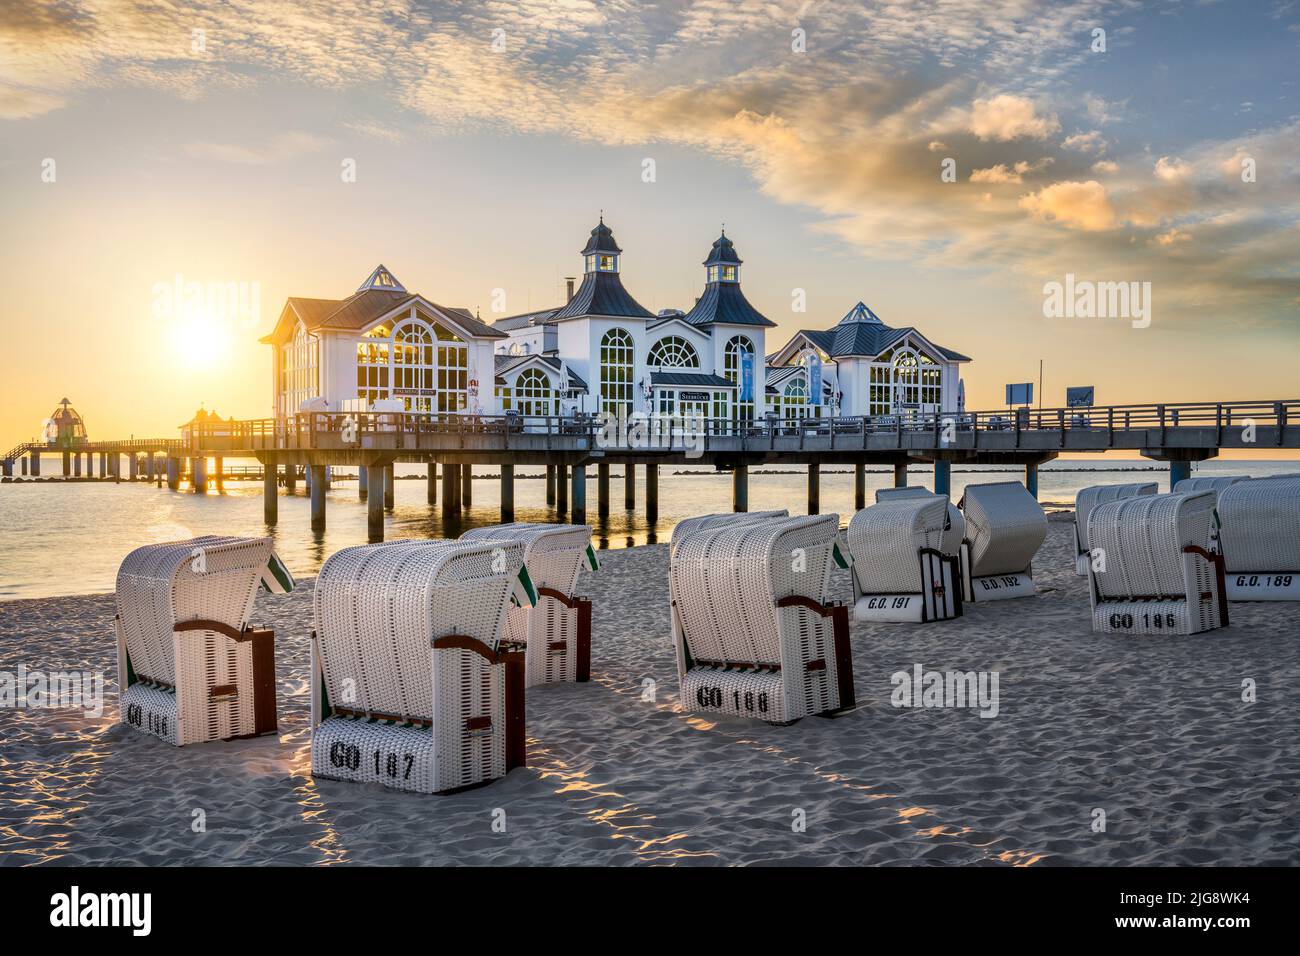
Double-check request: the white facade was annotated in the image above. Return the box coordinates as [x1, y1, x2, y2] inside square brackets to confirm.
[264, 236, 970, 426]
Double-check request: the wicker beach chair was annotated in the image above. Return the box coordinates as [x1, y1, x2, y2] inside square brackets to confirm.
[1217, 476, 1300, 601]
[875, 486, 965, 557]
[848, 495, 962, 622]
[459, 522, 596, 686]
[670, 513, 855, 723]
[957, 481, 1048, 602]
[310, 539, 529, 794]
[116, 535, 292, 746]
[1172, 475, 1248, 497]
[1087, 491, 1228, 634]
[1073, 482, 1158, 575]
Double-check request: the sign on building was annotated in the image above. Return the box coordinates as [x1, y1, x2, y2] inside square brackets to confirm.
[1005, 382, 1033, 406]
[1066, 386, 1095, 407]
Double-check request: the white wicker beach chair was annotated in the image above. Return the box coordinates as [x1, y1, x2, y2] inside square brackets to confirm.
[670, 513, 855, 723]
[875, 487, 965, 556]
[1217, 476, 1300, 601]
[116, 535, 292, 746]
[1087, 491, 1228, 635]
[1073, 482, 1158, 576]
[848, 496, 962, 623]
[310, 539, 529, 794]
[1171, 475, 1248, 497]
[459, 522, 595, 686]
[957, 481, 1048, 602]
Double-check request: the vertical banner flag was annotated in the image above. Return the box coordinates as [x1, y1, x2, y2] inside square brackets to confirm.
[740, 351, 754, 403]
[808, 353, 822, 406]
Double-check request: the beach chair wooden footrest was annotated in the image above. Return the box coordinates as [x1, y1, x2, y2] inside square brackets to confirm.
[680, 667, 789, 722]
[312, 717, 441, 793]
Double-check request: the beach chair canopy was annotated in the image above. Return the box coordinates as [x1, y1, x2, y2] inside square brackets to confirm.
[847, 496, 951, 594]
[1172, 475, 1248, 499]
[670, 510, 789, 555]
[1075, 482, 1158, 555]
[460, 522, 592, 599]
[116, 535, 282, 687]
[312, 539, 523, 723]
[1089, 492, 1216, 600]
[1217, 476, 1300, 574]
[876, 486, 964, 555]
[959, 482, 1048, 577]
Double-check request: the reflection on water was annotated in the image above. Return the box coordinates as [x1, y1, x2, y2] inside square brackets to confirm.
[2, 460, 1295, 600]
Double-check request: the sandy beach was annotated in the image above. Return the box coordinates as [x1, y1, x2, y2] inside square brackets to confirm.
[1, 514, 1297, 867]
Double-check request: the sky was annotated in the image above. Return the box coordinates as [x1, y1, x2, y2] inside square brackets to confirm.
[1, 0, 1298, 445]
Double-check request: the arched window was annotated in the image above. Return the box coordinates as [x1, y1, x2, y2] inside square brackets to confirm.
[893, 348, 920, 407]
[724, 335, 755, 422]
[393, 321, 434, 411]
[513, 368, 555, 417]
[783, 378, 809, 424]
[355, 315, 468, 414]
[600, 327, 634, 417]
[647, 336, 699, 369]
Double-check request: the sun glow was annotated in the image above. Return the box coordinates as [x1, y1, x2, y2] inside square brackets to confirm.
[170, 312, 232, 370]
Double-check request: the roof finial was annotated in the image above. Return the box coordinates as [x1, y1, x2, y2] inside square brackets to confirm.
[599, 208, 604, 224]
[721, 222, 725, 236]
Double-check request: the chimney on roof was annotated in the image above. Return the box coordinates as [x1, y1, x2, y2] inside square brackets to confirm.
[565, 277, 576, 302]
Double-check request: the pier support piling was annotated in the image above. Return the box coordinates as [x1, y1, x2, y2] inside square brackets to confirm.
[367, 466, 385, 541]
[646, 463, 659, 523]
[1168, 459, 1192, 491]
[62, 451, 70, 476]
[214, 456, 223, 492]
[309, 464, 327, 531]
[855, 462, 866, 510]
[556, 463, 568, 513]
[129, 455, 138, 481]
[383, 464, 395, 510]
[572, 464, 587, 523]
[933, 460, 951, 497]
[29, 452, 39, 477]
[894, 461, 907, 488]
[426, 465, 437, 505]
[501, 464, 515, 521]
[166, 458, 179, 491]
[546, 465, 556, 506]
[73, 454, 82, 478]
[624, 466, 635, 509]
[283, 463, 296, 492]
[192, 457, 208, 493]
[263, 459, 278, 524]
[807, 464, 820, 515]
[733, 463, 749, 512]
[1025, 461, 1039, 499]
[442, 463, 457, 515]
[357, 466, 368, 500]
[461, 464, 473, 508]
[597, 463, 609, 518]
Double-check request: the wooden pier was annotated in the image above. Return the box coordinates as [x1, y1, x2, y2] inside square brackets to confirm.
[6, 400, 1297, 542]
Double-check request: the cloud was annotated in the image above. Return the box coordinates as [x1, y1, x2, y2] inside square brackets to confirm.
[970, 157, 1053, 183]
[182, 131, 333, 165]
[1154, 155, 1194, 182]
[1091, 159, 1119, 174]
[0, 83, 65, 119]
[969, 94, 1060, 141]
[1019, 180, 1117, 231]
[1061, 130, 1106, 153]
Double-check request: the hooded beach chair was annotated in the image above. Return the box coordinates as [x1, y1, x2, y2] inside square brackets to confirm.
[1073, 482, 1158, 575]
[115, 535, 293, 746]
[875, 486, 965, 557]
[957, 481, 1048, 602]
[670, 513, 855, 723]
[1087, 491, 1228, 635]
[459, 522, 596, 686]
[310, 539, 531, 794]
[847, 495, 962, 623]
[1217, 476, 1300, 601]
[1172, 475, 1248, 552]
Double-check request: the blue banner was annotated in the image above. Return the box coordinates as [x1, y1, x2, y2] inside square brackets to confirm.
[808, 353, 822, 406]
[740, 351, 754, 403]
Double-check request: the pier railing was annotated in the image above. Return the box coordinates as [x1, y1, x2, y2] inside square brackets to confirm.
[175, 399, 1300, 457]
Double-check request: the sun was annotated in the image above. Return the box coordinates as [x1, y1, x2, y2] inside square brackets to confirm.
[170, 311, 232, 370]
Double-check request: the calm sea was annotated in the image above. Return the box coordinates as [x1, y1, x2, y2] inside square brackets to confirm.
[1, 459, 1295, 601]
